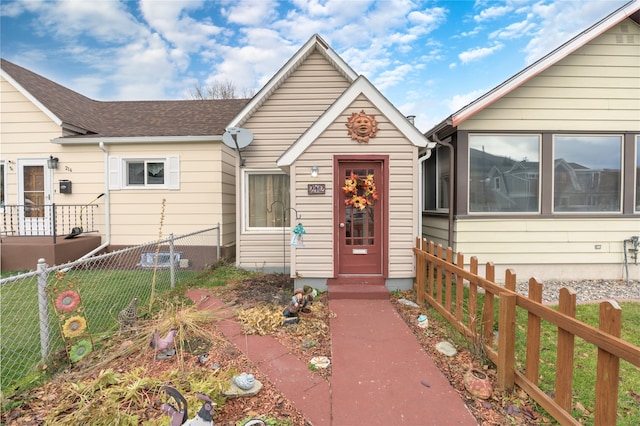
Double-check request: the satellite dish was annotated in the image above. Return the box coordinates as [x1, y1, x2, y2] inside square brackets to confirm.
[223, 127, 253, 167]
[223, 127, 253, 149]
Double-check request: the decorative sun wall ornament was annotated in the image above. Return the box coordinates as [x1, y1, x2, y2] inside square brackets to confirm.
[343, 172, 378, 210]
[346, 110, 378, 143]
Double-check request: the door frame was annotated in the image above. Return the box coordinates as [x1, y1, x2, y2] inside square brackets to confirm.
[17, 158, 54, 235]
[333, 155, 389, 280]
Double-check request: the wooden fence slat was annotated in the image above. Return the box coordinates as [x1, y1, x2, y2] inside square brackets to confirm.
[469, 257, 478, 346]
[555, 288, 577, 412]
[412, 240, 639, 426]
[445, 247, 453, 312]
[525, 278, 543, 384]
[497, 292, 516, 390]
[505, 269, 516, 292]
[456, 252, 464, 321]
[594, 301, 622, 426]
[436, 244, 443, 304]
[482, 263, 495, 346]
[428, 241, 435, 297]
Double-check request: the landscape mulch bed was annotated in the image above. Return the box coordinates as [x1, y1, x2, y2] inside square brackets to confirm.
[2, 274, 545, 425]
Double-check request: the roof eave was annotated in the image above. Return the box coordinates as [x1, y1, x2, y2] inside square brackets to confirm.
[277, 75, 435, 167]
[448, 0, 640, 128]
[227, 34, 358, 130]
[51, 135, 224, 145]
[1, 67, 63, 126]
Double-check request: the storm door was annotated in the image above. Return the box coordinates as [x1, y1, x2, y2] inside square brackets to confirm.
[18, 159, 53, 235]
[337, 160, 384, 275]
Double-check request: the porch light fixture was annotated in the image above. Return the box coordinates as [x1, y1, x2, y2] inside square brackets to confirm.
[311, 166, 319, 178]
[48, 155, 59, 169]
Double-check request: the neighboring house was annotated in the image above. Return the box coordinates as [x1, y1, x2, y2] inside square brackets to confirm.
[1, 58, 248, 268]
[423, 0, 640, 281]
[1, 34, 435, 292]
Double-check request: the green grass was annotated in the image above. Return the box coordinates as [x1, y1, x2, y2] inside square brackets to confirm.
[421, 279, 640, 425]
[0, 263, 248, 394]
[513, 301, 640, 425]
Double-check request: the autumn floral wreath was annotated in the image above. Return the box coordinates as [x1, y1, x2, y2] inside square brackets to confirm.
[342, 172, 378, 210]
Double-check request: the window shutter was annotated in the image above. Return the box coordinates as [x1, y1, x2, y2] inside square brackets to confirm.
[167, 156, 180, 189]
[108, 156, 121, 190]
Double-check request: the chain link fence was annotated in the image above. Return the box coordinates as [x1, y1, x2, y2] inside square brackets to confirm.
[0, 227, 220, 393]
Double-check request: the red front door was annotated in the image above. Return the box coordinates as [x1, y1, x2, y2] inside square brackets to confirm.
[336, 159, 384, 276]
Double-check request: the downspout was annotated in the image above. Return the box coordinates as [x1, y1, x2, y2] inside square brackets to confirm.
[76, 141, 111, 260]
[431, 133, 455, 249]
[418, 153, 429, 239]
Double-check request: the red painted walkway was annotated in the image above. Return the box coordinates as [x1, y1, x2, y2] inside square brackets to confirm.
[186, 289, 477, 426]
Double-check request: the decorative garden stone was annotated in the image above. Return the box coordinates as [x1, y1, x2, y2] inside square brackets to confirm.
[463, 368, 493, 399]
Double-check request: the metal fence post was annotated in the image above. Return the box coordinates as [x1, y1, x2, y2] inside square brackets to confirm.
[36, 258, 50, 362]
[169, 233, 175, 289]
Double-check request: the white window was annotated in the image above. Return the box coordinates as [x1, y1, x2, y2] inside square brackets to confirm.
[469, 134, 540, 213]
[244, 170, 290, 230]
[108, 156, 179, 190]
[424, 145, 450, 211]
[553, 135, 621, 213]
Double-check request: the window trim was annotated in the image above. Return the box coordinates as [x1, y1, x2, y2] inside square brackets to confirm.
[467, 133, 542, 215]
[552, 134, 623, 214]
[242, 168, 291, 233]
[108, 155, 179, 190]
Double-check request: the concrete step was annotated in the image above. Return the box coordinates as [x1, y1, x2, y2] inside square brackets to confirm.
[327, 283, 389, 300]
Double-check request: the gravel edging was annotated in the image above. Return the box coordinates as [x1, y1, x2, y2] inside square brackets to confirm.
[514, 279, 640, 304]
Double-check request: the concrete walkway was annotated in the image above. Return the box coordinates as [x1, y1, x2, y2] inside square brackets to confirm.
[186, 288, 477, 426]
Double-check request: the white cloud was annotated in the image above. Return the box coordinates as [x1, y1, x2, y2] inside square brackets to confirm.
[458, 43, 504, 64]
[444, 88, 487, 113]
[474, 5, 512, 22]
[0, 1, 25, 17]
[374, 63, 413, 91]
[206, 28, 296, 91]
[523, 0, 628, 63]
[489, 17, 536, 40]
[224, 0, 279, 26]
[30, 0, 144, 43]
[139, 0, 222, 53]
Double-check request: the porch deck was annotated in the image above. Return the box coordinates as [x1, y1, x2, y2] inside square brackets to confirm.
[0, 235, 102, 271]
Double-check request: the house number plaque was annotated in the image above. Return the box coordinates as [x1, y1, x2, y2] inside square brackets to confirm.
[308, 184, 326, 195]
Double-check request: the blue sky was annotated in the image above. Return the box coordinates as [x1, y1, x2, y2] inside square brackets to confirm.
[0, 0, 631, 132]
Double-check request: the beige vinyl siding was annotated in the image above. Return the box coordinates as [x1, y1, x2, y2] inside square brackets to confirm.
[241, 50, 352, 169]
[421, 216, 449, 248]
[461, 20, 640, 131]
[292, 96, 419, 279]
[452, 218, 640, 280]
[106, 143, 231, 246]
[237, 48, 352, 269]
[1, 76, 66, 209]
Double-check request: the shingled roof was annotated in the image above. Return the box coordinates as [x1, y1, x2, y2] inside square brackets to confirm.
[1, 58, 249, 138]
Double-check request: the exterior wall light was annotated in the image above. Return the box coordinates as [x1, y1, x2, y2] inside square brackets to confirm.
[48, 155, 59, 169]
[311, 166, 319, 178]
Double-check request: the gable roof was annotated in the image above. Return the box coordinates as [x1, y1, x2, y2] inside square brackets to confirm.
[426, 0, 640, 140]
[227, 34, 359, 129]
[1, 58, 249, 142]
[277, 75, 435, 168]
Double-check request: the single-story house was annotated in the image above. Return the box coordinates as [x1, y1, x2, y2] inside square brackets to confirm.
[422, 0, 640, 281]
[1, 56, 249, 268]
[2, 0, 638, 286]
[1, 34, 434, 292]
